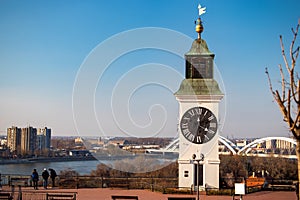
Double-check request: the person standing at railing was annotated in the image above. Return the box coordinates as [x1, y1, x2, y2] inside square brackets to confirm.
[42, 168, 49, 189]
[31, 169, 39, 190]
[49, 168, 57, 188]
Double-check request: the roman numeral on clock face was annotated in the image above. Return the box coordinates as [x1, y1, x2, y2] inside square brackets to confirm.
[188, 110, 195, 116]
[210, 122, 217, 128]
[196, 136, 202, 143]
[195, 108, 202, 115]
[208, 115, 215, 121]
[181, 123, 188, 129]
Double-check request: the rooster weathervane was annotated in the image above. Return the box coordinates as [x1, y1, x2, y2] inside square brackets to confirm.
[198, 4, 206, 16]
[195, 4, 206, 39]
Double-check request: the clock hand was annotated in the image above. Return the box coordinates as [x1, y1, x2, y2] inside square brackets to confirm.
[198, 125, 208, 132]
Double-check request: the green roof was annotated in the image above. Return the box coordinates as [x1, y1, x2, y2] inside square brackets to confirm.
[185, 39, 214, 56]
[175, 79, 223, 95]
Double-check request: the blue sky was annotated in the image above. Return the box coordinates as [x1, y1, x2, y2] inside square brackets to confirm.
[0, 0, 299, 138]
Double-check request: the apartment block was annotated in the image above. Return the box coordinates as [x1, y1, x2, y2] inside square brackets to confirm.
[7, 126, 51, 156]
[7, 126, 21, 155]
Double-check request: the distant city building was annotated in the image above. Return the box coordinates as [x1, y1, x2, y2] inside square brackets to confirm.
[75, 137, 83, 144]
[6, 126, 51, 156]
[266, 139, 294, 150]
[69, 149, 91, 157]
[0, 137, 7, 147]
[21, 126, 37, 155]
[235, 139, 248, 148]
[277, 139, 295, 149]
[37, 127, 51, 152]
[7, 126, 21, 155]
[108, 139, 129, 147]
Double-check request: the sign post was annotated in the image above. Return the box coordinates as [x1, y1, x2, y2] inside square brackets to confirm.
[234, 183, 245, 200]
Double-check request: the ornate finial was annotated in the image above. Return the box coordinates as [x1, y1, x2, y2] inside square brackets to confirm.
[195, 4, 206, 39]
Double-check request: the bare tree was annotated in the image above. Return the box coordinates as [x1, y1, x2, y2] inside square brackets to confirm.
[265, 19, 299, 196]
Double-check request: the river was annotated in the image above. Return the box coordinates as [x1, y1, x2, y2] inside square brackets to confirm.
[0, 160, 101, 176]
[0, 154, 178, 176]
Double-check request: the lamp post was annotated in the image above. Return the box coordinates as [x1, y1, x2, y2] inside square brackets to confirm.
[192, 153, 204, 200]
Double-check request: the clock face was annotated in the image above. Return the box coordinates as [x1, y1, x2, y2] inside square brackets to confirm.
[180, 107, 218, 144]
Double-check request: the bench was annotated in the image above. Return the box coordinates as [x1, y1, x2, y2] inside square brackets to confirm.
[0, 193, 12, 200]
[270, 184, 295, 191]
[46, 193, 77, 200]
[111, 195, 138, 200]
[168, 198, 195, 200]
[110, 180, 130, 189]
[10, 177, 29, 186]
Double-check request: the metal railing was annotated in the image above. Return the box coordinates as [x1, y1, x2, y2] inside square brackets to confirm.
[0, 173, 178, 191]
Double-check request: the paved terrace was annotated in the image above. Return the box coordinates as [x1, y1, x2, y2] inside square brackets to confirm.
[0, 186, 297, 200]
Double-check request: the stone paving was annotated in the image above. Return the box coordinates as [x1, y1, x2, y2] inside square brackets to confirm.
[0, 186, 297, 200]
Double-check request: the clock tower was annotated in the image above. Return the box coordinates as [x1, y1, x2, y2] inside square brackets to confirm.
[175, 5, 223, 190]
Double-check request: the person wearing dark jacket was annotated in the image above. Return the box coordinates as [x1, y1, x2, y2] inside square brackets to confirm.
[49, 168, 57, 187]
[42, 168, 49, 189]
[31, 169, 39, 190]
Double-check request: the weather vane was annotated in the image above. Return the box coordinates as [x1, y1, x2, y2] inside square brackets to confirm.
[195, 3, 206, 39]
[198, 4, 206, 16]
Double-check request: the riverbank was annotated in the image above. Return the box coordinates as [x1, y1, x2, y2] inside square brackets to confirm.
[0, 153, 177, 165]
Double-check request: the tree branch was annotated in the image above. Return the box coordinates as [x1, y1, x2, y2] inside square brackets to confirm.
[291, 106, 300, 132]
[298, 79, 300, 106]
[265, 68, 276, 97]
[266, 19, 300, 138]
[280, 35, 290, 73]
[290, 20, 299, 103]
[290, 20, 300, 64]
[278, 64, 286, 101]
[275, 90, 289, 122]
[287, 89, 292, 128]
